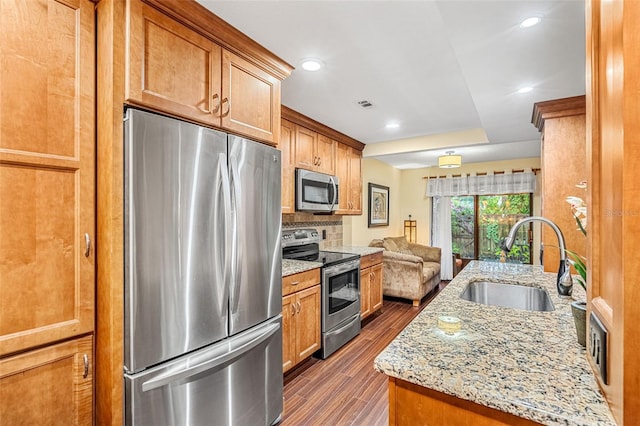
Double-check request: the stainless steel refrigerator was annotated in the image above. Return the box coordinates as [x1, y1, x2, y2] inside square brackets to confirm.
[123, 108, 283, 426]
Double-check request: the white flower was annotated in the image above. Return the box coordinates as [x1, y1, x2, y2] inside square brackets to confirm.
[566, 183, 587, 235]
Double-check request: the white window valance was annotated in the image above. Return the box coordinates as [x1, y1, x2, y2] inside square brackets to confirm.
[426, 171, 536, 197]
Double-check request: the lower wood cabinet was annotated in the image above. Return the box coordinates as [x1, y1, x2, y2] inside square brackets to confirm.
[360, 252, 384, 320]
[388, 377, 539, 426]
[282, 269, 321, 373]
[0, 335, 93, 425]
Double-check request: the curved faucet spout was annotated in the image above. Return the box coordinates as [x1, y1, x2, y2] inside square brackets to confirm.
[500, 216, 573, 296]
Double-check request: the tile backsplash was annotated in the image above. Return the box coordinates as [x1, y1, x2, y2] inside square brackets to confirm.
[282, 213, 343, 249]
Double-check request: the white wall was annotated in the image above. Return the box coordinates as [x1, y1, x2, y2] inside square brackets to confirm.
[345, 157, 543, 264]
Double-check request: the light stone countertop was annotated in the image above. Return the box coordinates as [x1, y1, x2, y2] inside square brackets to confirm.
[282, 259, 322, 277]
[281, 246, 382, 277]
[374, 260, 616, 426]
[325, 246, 384, 256]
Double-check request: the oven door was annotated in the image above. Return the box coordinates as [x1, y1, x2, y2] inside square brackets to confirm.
[322, 259, 360, 331]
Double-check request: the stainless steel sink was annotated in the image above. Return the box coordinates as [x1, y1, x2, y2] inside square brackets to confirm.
[459, 281, 555, 312]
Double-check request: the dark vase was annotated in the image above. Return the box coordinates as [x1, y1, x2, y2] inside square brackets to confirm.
[571, 301, 587, 347]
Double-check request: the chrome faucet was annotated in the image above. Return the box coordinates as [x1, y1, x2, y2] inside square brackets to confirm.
[500, 216, 573, 296]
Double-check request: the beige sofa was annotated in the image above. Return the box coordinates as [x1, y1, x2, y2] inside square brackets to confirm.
[369, 237, 442, 307]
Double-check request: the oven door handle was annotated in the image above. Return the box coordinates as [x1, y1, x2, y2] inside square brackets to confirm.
[325, 260, 360, 276]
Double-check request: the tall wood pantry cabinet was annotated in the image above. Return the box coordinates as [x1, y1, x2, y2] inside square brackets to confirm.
[531, 96, 586, 274]
[0, 0, 95, 423]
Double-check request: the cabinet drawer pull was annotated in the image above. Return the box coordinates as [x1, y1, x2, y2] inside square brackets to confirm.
[84, 233, 91, 257]
[211, 93, 220, 113]
[83, 354, 89, 378]
[221, 97, 231, 117]
[290, 281, 300, 286]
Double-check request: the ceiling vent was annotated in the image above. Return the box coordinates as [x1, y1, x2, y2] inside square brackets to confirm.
[356, 100, 374, 109]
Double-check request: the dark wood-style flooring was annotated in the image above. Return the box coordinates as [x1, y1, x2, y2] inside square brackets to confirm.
[280, 282, 448, 426]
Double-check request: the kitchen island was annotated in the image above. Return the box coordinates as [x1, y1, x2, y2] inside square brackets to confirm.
[374, 261, 615, 426]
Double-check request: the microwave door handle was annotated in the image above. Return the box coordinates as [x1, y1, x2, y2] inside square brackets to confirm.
[329, 176, 337, 211]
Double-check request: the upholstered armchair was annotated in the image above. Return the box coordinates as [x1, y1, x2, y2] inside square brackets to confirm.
[369, 237, 442, 307]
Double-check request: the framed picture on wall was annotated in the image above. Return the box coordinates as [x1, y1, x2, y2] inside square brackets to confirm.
[368, 183, 389, 227]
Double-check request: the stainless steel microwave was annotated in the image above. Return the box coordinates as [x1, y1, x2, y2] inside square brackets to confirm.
[296, 169, 339, 213]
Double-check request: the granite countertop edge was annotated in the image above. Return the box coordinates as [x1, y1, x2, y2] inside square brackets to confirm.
[373, 261, 616, 426]
[282, 259, 322, 277]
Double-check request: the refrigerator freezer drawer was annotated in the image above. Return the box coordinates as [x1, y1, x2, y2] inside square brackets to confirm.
[124, 316, 283, 426]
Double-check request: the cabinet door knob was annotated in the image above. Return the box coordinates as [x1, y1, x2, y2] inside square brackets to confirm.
[84, 233, 91, 257]
[291, 303, 296, 315]
[211, 93, 220, 113]
[221, 97, 231, 117]
[296, 301, 301, 313]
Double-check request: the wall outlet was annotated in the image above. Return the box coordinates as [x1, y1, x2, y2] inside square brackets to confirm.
[589, 312, 608, 384]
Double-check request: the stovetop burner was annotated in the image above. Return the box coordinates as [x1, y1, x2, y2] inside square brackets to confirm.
[282, 229, 359, 267]
[312, 251, 360, 267]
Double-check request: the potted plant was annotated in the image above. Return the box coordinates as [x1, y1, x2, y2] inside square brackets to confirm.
[566, 182, 588, 346]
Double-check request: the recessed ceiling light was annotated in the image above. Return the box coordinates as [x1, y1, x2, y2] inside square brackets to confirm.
[385, 122, 400, 129]
[520, 16, 541, 28]
[517, 86, 534, 94]
[300, 58, 323, 72]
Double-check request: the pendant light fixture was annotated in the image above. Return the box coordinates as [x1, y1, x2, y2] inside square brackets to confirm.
[438, 151, 462, 168]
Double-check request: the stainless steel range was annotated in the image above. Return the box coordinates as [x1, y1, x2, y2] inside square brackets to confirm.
[282, 229, 361, 358]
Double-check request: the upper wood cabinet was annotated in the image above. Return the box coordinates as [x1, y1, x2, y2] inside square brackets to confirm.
[127, 0, 282, 144]
[279, 119, 296, 214]
[0, 0, 95, 357]
[349, 148, 362, 213]
[335, 144, 363, 215]
[316, 134, 336, 175]
[294, 126, 335, 174]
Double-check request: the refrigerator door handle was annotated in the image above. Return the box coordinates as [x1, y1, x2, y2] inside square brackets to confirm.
[229, 161, 243, 313]
[218, 153, 233, 300]
[141, 321, 280, 392]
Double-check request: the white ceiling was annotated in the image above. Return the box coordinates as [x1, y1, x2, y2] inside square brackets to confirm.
[197, 0, 585, 169]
